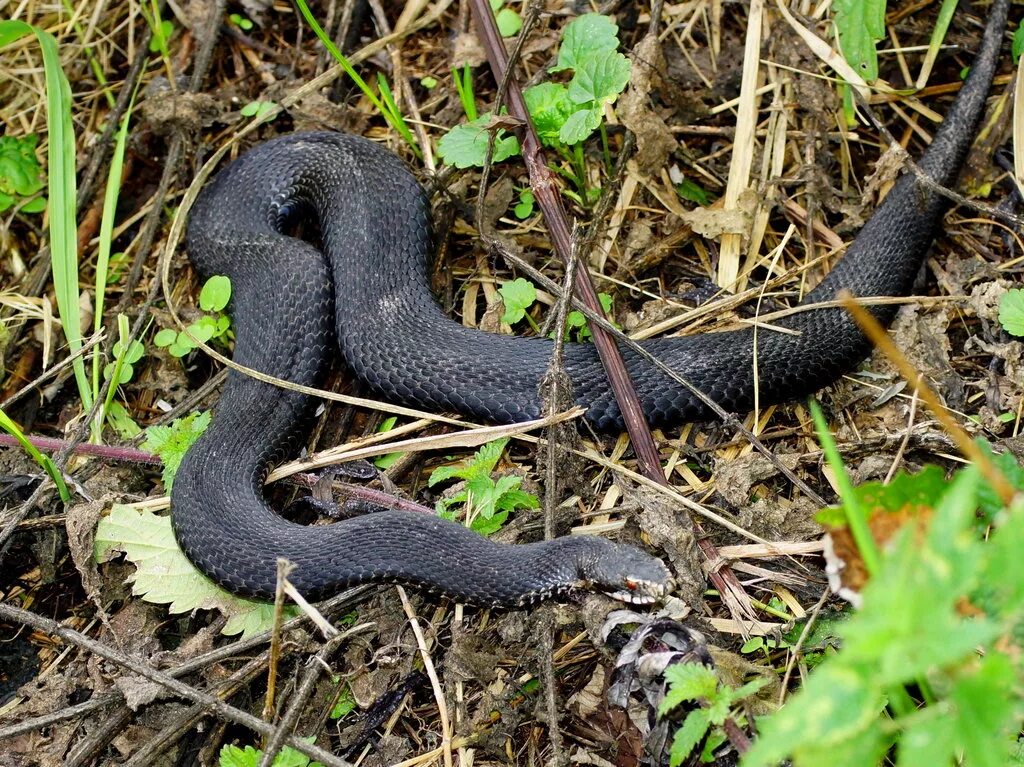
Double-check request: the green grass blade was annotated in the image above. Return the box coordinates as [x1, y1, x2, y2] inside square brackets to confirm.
[293, 0, 421, 157]
[91, 92, 136, 440]
[808, 398, 882, 576]
[1, 22, 91, 413]
[0, 406, 71, 502]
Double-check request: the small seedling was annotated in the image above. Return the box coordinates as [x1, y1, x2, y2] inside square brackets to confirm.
[429, 438, 539, 536]
[329, 681, 357, 719]
[498, 277, 539, 330]
[0, 134, 46, 213]
[228, 12, 253, 31]
[104, 336, 144, 385]
[556, 292, 615, 343]
[218, 740, 323, 767]
[659, 662, 768, 766]
[489, 0, 523, 38]
[998, 288, 1024, 337]
[154, 275, 232, 357]
[513, 188, 535, 218]
[420, 75, 438, 89]
[373, 416, 404, 470]
[239, 100, 276, 121]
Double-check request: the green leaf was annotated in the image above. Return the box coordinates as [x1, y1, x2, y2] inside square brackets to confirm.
[523, 82, 575, 146]
[239, 101, 277, 120]
[498, 278, 537, 325]
[495, 7, 522, 37]
[199, 275, 232, 312]
[154, 328, 177, 348]
[659, 663, 719, 716]
[148, 19, 174, 53]
[552, 14, 621, 73]
[514, 189, 535, 219]
[437, 115, 521, 168]
[567, 52, 631, 107]
[94, 505, 298, 638]
[558, 107, 602, 145]
[949, 652, 1017, 767]
[669, 709, 711, 767]
[105, 399, 142, 439]
[330, 683, 357, 719]
[168, 338, 195, 358]
[420, 76, 438, 89]
[141, 411, 211, 491]
[998, 288, 1024, 337]
[1013, 24, 1024, 64]
[832, 0, 886, 82]
[675, 178, 711, 206]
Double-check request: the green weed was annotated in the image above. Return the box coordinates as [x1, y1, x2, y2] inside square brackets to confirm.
[438, 12, 630, 180]
[141, 411, 212, 491]
[999, 288, 1024, 336]
[154, 275, 232, 357]
[0, 134, 46, 213]
[218, 739, 323, 767]
[660, 663, 768, 766]
[429, 438, 539, 536]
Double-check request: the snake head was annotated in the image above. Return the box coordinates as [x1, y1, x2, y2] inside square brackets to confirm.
[580, 542, 673, 605]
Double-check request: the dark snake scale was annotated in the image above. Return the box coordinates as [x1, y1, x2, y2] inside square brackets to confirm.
[173, 3, 1007, 607]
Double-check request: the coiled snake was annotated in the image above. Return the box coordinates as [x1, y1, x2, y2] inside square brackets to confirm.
[172, 2, 1007, 607]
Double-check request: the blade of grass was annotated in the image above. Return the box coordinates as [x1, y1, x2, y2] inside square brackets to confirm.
[0, 22, 91, 414]
[91, 91, 137, 441]
[293, 0, 421, 157]
[807, 398, 882, 576]
[915, 0, 960, 89]
[0, 407, 71, 502]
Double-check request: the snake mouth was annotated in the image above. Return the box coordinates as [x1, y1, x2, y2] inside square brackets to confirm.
[605, 576, 674, 605]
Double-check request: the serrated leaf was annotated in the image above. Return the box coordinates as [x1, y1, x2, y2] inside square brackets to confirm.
[437, 115, 521, 168]
[567, 52, 631, 106]
[94, 505, 296, 638]
[998, 288, 1024, 337]
[558, 107, 602, 145]
[669, 709, 711, 767]
[498, 278, 537, 324]
[659, 663, 718, 715]
[552, 14, 620, 73]
[199, 275, 232, 312]
[141, 411, 211, 490]
[523, 82, 574, 146]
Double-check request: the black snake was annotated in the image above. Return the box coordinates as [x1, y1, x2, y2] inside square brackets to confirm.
[172, 2, 1007, 607]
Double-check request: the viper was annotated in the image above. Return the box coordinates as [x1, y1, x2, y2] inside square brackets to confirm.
[172, 2, 1008, 607]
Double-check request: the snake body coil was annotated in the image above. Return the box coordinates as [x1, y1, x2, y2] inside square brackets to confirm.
[173, 4, 1007, 606]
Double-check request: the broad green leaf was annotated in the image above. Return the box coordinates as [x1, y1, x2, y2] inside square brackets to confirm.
[523, 82, 574, 146]
[495, 7, 522, 37]
[498, 278, 537, 325]
[94, 505, 298, 638]
[949, 652, 1017, 767]
[552, 14, 620, 73]
[567, 52, 631, 106]
[437, 115, 520, 168]
[199, 275, 232, 312]
[998, 288, 1024, 336]
[833, 0, 886, 82]
[558, 107, 602, 145]
[154, 328, 178, 347]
